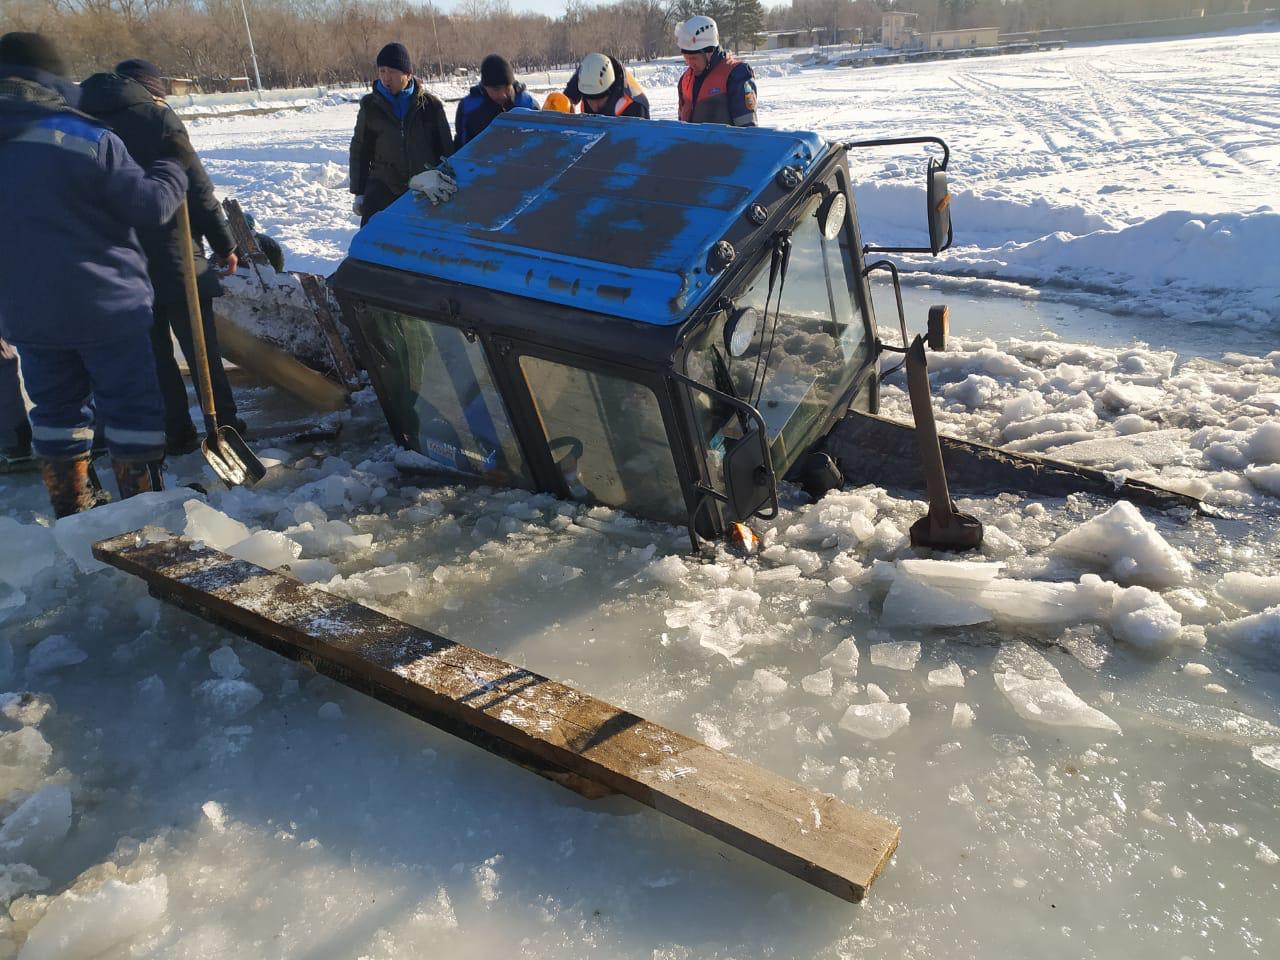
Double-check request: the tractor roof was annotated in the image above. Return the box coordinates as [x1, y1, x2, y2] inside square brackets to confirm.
[345, 111, 827, 326]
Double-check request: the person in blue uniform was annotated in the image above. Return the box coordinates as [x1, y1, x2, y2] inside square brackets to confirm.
[454, 54, 539, 149]
[0, 33, 187, 516]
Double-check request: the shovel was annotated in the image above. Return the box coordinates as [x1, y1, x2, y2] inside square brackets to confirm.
[175, 200, 265, 487]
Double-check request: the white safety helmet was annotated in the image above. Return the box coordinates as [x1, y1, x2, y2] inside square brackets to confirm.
[578, 53, 615, 97]
[676, 15, 719, 53]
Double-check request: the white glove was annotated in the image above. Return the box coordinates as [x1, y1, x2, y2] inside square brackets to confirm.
[351, 195, 364, 216]
[409, 167, 458, 205]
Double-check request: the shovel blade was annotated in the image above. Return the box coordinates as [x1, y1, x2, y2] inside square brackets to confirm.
[202, 426, 266, 488]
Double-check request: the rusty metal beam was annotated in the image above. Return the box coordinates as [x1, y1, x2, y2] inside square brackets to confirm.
[92, 531, 899, 902]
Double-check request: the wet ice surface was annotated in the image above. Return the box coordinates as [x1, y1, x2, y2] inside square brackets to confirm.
[2, 307, 1279, 958]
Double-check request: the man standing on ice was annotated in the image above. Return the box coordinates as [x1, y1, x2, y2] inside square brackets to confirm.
[349, 43, 454, 226]
[80, 58, 244, 456]
[674, 16, 758, 128]
[0, 33, 187, 516]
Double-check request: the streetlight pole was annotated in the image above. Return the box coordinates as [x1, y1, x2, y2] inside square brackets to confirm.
[238, 0, 264, 94]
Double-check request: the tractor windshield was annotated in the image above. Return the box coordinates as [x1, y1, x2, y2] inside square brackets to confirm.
[685, 189, 872, 484]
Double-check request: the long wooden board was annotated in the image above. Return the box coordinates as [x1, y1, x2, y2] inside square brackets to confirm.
[93, 531, 900, 901]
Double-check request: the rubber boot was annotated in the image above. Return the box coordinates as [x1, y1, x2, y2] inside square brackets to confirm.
[112, 459, 165, 500]
[40, 455, 98, 518]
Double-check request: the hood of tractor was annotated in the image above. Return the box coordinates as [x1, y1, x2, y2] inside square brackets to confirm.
[345, 111, 827, 326]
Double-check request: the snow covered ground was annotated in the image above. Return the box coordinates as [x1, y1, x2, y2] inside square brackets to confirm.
[1, 28, 1279, 960]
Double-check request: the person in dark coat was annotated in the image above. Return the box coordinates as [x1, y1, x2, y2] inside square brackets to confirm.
[349, 42, 453, 226]
[80, 59, 242, 455]
[454, 55, 539, 150]
[564, 53, 650, 119]
[0, 33, 187, 516]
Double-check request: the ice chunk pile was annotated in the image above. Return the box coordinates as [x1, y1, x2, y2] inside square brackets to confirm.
[874, 557, 1183, 651]
[992, 644, 1120, 733]
[184, 501, 302, 570]
[1049, 501, 1192, 588]
[663, 587, 765, 660]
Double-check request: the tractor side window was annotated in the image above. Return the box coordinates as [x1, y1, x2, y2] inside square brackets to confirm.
[519, 358, 685, 525]
[354, 306, 531, 485]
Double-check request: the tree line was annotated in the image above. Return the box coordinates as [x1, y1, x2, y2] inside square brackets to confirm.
[0, 0, 1257, 90]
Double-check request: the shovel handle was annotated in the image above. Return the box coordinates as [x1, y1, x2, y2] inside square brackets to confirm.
[175, 200, 218, 431]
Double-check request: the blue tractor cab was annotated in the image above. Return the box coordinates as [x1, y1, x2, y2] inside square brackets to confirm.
[332, 111, 957, 547]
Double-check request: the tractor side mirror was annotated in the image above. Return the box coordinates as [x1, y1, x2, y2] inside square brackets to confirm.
[926, 157, 952, 255]
[724, 427, 774, 521]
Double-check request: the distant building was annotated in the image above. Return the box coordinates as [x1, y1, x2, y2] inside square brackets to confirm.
[881, 12, 918, 49]
[913, 27, 1000, 51]
[759, 27, 862, 51]
[164, 77, 197, 96]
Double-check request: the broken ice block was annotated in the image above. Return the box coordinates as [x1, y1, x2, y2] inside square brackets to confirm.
[927, 663, 966, 689]
[870, 640, 922, 671]
[225, 530, 303, 569]
[839, 702, 910, 739]
[880, 572, 993, 628]
[800, 668, 834, 696]
[184, 499, 251, 551]
[994, 671, 1121, 732]
[820, 637, 859, 675]
[1109, 585, 1182, 650]
[1049, 500, 1191, 588]
[952, 702, 976, 729]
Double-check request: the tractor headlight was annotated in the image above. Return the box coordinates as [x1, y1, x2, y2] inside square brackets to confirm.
[726, 306, 760, 357]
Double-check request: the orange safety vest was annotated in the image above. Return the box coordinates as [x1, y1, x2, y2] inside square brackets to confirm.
[678, 56, 737, 125]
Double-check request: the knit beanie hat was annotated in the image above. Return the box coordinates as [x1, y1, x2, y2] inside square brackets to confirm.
[376, 42, 412, 75]
[0, 32, 66, 77]
[480, 54, 514, 88]
[116, 58, 166, 99]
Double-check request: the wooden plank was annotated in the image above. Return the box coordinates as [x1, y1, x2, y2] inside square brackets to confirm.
[221, 198, 270, 266]
[296, 272, 362, 389]
[92, 531, 900, 901]
[213, 310, 349, 411]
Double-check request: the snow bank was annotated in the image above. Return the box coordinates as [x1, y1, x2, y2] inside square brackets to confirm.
[933, 209, 1280, 328]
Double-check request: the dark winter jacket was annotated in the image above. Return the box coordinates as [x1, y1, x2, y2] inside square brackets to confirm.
[80, 72, 237, 305]
[0, 68, 187, 349]
[565, 57, 650, 120]
[349, 80, 453, 198]
[454, 82, 539, 150]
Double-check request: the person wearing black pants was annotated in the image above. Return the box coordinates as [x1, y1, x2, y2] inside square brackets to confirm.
[81, 59, 242, 455]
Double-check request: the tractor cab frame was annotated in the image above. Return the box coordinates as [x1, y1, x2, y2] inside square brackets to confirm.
[332, 112, 953, 549]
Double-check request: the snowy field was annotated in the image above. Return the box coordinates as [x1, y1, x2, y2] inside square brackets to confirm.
[1, 28, 1279, 960]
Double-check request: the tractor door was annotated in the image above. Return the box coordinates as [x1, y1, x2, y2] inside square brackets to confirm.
[682, 182, 876, 492]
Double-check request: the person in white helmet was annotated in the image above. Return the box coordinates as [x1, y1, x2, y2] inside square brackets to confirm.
[674, 15, 757, 127]
[564, 53, 650, 119]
